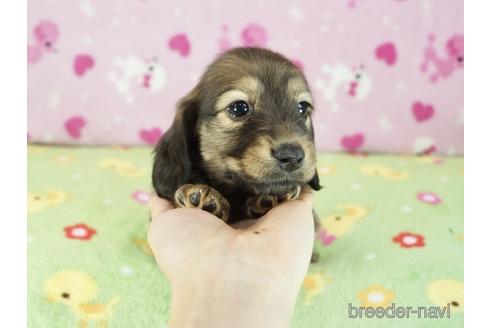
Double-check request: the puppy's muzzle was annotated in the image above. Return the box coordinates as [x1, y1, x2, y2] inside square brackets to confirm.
[272, 143, 305, 172]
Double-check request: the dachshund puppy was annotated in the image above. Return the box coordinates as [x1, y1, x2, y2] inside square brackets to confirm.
[152, 47, 320, 223]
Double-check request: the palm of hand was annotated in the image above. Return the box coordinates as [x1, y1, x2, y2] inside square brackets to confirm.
[148, 194, 315, 298]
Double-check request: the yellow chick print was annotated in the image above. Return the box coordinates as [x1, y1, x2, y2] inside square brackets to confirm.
[27, 145, 46, 155]
[45, 270, 119, 328]
[427, 279, 464, 312]
[318, 164, 336, 176]
[415, 156, 445, 165]
[28, 189, 67, 214]
[360, 164, 409, 181]
[99, 158, 144, 177]
[133, 238, 153, 256]
[320, 204, 368, 239]
[54, 154, 76, 164]
[303, 272, 332, 304]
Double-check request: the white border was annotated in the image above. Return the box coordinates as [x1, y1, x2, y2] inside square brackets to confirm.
[0, 0, 27, 326]
[465, 0, 492, 326]
[4, 0, 490, 327]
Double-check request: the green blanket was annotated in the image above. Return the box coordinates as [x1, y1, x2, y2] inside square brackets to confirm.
[28, 145, 464, 327]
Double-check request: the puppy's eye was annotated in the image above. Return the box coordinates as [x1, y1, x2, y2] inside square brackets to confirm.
[227, 100, 250, 118]
[297, 101, 311, 116]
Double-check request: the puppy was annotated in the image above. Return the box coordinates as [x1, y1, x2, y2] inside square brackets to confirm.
[152, 47, 320, 223]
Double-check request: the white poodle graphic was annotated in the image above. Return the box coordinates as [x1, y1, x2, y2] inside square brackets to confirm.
[108, 56, 166, 103]
[315, 64, 371, 111]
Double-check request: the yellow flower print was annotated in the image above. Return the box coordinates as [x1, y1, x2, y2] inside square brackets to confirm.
[27, 145, 46, 155]
[427, 279, 464, 312]
[357, 285, 395, 308]
[99, 158, 144, 177]
[28, 189, 67, 214]
[360, 164, 409, 181]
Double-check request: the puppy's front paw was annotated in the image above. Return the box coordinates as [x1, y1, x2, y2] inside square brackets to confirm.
[174, 184, 230, 221]
[246, 185, 301, 217]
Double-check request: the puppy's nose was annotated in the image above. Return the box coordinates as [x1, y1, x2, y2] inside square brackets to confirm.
[272, 143, 305, 172]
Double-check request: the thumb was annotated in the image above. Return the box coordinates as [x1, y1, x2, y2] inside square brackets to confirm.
[148, 196, 175, 219]
[252, 189, 316, 276]
[147, 207, 233, 279]
[255, 188, 315, 236]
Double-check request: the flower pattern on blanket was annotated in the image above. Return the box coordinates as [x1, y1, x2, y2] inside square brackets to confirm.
[357, 285, 396, 308]
[64, 223, 97, 241]
[45, 271, 119, 327]
[392, 232, 426, 248]
[28, 146, 464, 327]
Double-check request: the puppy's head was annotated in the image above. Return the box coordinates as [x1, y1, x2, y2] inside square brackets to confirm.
[153, 48, 320, 198]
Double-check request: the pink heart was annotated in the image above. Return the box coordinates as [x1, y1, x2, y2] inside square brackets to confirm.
[74, 54, 95, 77]
[168, 34, 191, 57]
[139, 128, 162, 145]
[65, 116, 86, 139]
[375, 42, 397, 66]
[412, 101, 434, 122]
[341, 133, 365, 151]
[241, 23, 268, 47]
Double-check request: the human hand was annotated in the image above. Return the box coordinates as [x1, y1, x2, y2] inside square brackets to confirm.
[148, 190, 315, 328]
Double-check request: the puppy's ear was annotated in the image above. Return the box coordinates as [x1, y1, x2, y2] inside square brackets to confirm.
[152, 87, 201, 199]
[308, 169, 322, 191]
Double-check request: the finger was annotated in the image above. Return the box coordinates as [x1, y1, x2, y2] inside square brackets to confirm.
[252, 195, 315, 268]
[297, 187, 314, 206]
[256, 191, 315, 233]
[148, 196, 175, 219]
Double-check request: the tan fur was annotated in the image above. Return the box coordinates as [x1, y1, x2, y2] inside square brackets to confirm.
[215, 90, 250, 112]
[152, 47, 320, 222]
[232, 136, 276, 180]
[216, 135, 316, 183]
[236, 76, 262, 97]
[288, 78, 311, 99]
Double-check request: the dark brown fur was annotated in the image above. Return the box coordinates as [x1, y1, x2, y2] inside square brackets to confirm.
[152, 47, 321, 222]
